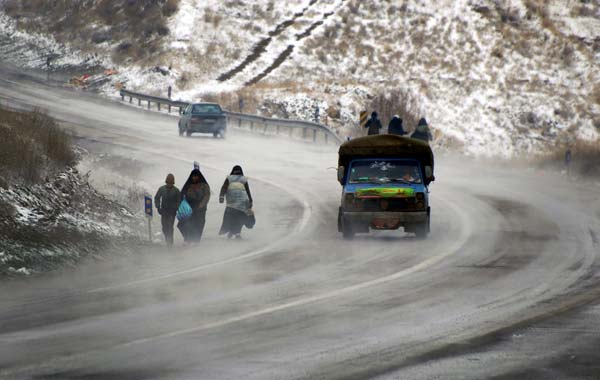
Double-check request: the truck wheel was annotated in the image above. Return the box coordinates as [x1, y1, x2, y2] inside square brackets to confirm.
[415, 216, 430, 239]
[213, 129, 226, 139]
[342, 219, 355, 240]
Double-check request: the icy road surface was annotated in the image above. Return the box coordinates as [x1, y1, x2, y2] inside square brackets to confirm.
[1, 65, 600, 379]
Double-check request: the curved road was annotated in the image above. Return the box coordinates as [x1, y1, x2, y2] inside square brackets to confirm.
[1, 65, 600, 379]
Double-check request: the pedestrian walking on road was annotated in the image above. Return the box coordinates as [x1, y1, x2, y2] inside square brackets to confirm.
[154, 174, 180, 246]
[365, 112, 383, 136]
[219, 165, 253, 239]
[178, 169, 211, 243]
[388, 115, 406, 136]
[411, 118, 433, 142]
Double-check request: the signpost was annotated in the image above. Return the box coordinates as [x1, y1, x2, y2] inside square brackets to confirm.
[144, 195, 153, 242]
[360, 110, 368, 128]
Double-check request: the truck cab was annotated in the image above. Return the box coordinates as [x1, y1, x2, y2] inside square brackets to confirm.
[337, 135, 434, 239]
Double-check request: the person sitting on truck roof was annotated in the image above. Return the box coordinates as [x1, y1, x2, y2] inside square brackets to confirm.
[365, 112, 383, 136]
[388, 115, 406, 135]
[411, 118, 433, 142]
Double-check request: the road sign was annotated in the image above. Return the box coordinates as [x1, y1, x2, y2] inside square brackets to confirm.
[360, 110, 368, 128]
[144, 195, 153, 242]
[144, 195, 153, 217]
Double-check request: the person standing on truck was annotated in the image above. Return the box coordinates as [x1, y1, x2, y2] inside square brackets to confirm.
[178, 169, 211, 243]
[388, 115, 406, 135]
[411, 118, 433, 142]
[154, 174, 180, 246]
[219, 165, 253, 239]
[365, 112, 383, 135]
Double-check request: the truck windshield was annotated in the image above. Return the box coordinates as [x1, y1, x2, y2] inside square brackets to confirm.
[349, 160, 422, 184]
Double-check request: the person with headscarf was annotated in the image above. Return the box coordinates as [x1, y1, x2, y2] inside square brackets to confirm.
[154, 173, 180, 246]
[219, 165, 253, 239]
[388, 115, 405, 136]
[411, 118, 433, 142]
[364, 111, 382, 136]
[178, 169, 211, 243]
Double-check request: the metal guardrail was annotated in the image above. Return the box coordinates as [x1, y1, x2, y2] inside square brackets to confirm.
[119, 89, 342, 144]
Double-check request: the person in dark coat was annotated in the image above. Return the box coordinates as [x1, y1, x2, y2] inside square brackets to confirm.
[154, 173, 180, 246]
[388, 115, 406, 135]
[411, 118, 433, 142]
[364, 112, 383, 136]
[219, 165, 253, 239]
[178, 169, 211, 243]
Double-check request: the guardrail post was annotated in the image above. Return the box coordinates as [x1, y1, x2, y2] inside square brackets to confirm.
[168, 104, 171, 113]
[263, 122, 267, 134]
[129, 96, 132, 104]
[238, 118, 242, 128]
[324, 132, 328, 144]
[313, 129, 317, 142]
[147, 100, 151, 110]
[289, 128, 294, 137]
[303, 128, 307, 140]
[138, 98, 141, 106]
[121, 93, 124, 101]
[158, 102, 161, 111]
[276, 125, 280, 135]
[250, 122, 254, 131]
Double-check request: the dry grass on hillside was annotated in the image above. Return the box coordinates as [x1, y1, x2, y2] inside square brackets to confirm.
[536, 141, 600, 178]
[0, 105, 75, 186]
[368, 89, 422, 134]
[2, 0, 180, 63]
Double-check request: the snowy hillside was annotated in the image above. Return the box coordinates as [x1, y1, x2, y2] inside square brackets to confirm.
[1, 0, 599, 156]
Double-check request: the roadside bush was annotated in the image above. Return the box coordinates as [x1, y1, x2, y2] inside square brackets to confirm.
[368, 89, 422, 133]
[0, 106, 74, 185]
[536, 141, 600, 179]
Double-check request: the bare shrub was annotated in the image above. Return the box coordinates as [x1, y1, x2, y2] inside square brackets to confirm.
[0, 106, 74, 185]
[536, 140, 600, 178]
[497, 6, 521, 26]
[163, 0, 180, 17]
[368, 89, 422, 132]
[593, 84, 600, 105]
[176, 71, 192, 90]
[561, 44, 575, 66]
[573, 5, 595, 18]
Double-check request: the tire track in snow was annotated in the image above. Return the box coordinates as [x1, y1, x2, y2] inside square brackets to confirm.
[218, 1, 344, 86]
[216, 0, 318, 82]
[244, 10, 337, 86]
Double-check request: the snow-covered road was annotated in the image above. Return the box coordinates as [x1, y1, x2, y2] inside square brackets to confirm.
[1, 64, 600, 379]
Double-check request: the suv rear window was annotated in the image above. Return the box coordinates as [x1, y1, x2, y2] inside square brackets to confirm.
[192, 104, 222, 114]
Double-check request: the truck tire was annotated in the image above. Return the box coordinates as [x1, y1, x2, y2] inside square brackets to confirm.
[415, 215, 430, 239]
[342, 218, 355, 240]
[213, 129, 226, 139]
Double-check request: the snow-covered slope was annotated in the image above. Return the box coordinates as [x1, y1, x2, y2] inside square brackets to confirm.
[1, 0, 599, 156]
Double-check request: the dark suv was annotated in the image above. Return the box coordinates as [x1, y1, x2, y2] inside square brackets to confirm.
[178, 103, 227, 138]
